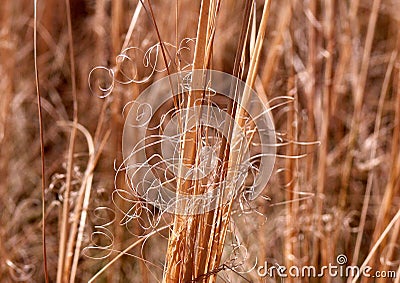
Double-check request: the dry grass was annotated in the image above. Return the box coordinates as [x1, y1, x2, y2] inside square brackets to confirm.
[0, 0, 399, 282]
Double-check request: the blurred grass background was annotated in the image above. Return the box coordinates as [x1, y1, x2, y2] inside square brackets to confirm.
[0, 0, 399, 282]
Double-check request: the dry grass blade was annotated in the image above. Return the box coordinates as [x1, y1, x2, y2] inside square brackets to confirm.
[363, 33, 400, 278]
[89, 224, 171, 283]
[195, 0, 253, 277]
[261, 0, 292, 91]
[57, 0, 79, 281]
[351, 51, 397, 267]
[164, 1, 212, 281]
[351, 209, 400, 282]
[70, 129, 111, 282]
[33, 1, 49, 282]
[313, 0, 334, 269]
[283, 21, 297, 280]
[164, 1, 272, 281]
[55, 121, 106, 283]
[339, 0, 381, 207]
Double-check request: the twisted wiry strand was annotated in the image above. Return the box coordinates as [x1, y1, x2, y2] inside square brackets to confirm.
[5, 259, 35, 282]
[88, 39, 196, 98]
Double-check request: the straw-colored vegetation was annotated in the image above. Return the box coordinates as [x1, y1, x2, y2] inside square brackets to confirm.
[0, 0, 399, 282]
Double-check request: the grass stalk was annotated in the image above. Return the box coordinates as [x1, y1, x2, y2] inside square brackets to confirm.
[57, 0, 79, 281]
[363, 34, 400, 278]
[207, 0, 272, 279]
[352, 209, 400, 283]
[196, 0, 252, 277]
[314, 0, 334, 272]
[89, 224, 172, 283]
[351, 51, 397, 267]
[33, 1, 49, 281]
[339, 0, 381, 208]
[305, 0, 317, 184]
[261, 1, 292, 91]
[284, 24, 297, 283]
[109, 1, 125, 281]
[306, 0, 318, 270]
[163, 1, 211, 281]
